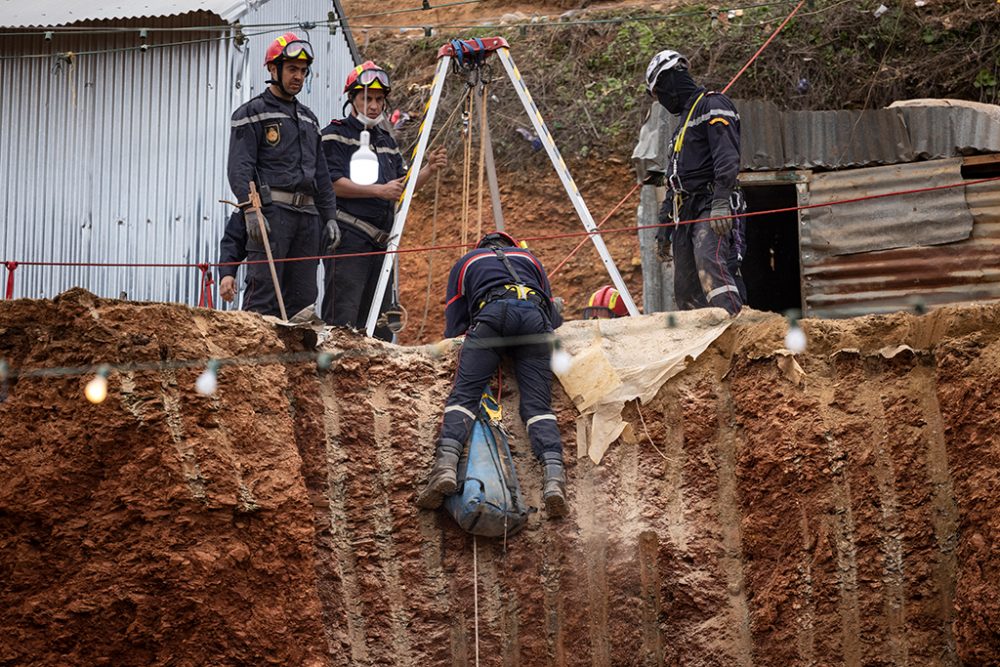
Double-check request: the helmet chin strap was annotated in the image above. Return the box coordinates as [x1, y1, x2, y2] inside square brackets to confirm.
[267, 61, 310, 98]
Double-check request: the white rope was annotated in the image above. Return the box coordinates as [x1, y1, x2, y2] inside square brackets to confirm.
[473, 535, 481, 667]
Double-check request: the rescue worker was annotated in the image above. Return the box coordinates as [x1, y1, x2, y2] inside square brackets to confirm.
[646, 49, 744, 316]
[320, 61, 446, 339]
[224, 32, 339, 317]
[416, 231, 568, 518]
[583, 285, 629, 319]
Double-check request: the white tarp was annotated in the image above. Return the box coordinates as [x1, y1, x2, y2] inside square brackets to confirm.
[553, 309, 732, 463]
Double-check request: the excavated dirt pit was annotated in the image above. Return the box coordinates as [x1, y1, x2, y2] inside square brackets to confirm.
[1, 289, 999, 666]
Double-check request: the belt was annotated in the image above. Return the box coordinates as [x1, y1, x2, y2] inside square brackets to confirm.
[271, 189, 315, 207]
[477, 284, 545, 313]
[336, 210, 391, 247]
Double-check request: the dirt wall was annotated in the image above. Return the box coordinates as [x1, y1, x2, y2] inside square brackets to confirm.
[1, 290, 998, 665]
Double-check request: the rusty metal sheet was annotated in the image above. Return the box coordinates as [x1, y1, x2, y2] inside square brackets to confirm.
[800, 158, 973, 263]
[802, 158, 1000, 317]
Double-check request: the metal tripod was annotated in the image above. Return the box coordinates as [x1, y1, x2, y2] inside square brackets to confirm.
[364, 37, 640, 336]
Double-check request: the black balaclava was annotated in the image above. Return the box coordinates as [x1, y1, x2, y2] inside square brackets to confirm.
[653, 68, 701, 116]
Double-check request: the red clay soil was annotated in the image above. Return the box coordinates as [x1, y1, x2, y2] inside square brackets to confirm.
[395, 160, 643, 344]
[2, 289, 999, 665]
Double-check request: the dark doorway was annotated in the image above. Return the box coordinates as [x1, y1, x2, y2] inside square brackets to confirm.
[740, 183, 802, 313]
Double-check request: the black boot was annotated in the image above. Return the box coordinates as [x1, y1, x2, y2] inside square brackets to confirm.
[416, 438, 463, 509]
[541, 451, 568, 518]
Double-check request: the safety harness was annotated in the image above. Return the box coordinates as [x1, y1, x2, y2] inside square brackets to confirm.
[667, 91, 746, 231]
[668, 91, 706, 223]
[476, 246, 545, 314]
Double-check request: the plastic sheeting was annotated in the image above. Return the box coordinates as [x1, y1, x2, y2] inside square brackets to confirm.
[553, 309, 732, 463]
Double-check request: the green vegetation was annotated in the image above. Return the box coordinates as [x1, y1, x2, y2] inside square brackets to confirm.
[373, 0, 999, 169]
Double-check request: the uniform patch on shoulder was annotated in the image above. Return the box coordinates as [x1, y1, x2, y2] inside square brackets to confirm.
[264, 123, 281, 146]
[709, 117, 730, 126]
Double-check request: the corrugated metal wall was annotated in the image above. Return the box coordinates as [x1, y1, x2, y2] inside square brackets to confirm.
[801, 158, 1000, 317]
[0, 1, 356, 305]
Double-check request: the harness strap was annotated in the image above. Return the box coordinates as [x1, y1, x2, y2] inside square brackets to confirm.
[491, 247, 524, 284]
[668, 91, 707, 197]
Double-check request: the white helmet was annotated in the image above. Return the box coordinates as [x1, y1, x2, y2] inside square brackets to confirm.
[645, 49, 690, 93]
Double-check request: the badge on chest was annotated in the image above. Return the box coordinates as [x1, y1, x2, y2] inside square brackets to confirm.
[264, 123, 281, 146]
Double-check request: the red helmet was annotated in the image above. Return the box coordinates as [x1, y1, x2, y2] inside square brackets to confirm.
[477, 231, 519, 249]
[344, 60, 391, 95]
[264, 32, 314, 66]
[583, 285, 628, 319]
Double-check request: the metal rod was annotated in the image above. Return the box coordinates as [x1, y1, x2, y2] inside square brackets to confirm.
[364, 56, 451, 336]
[494, 48, 640, 316]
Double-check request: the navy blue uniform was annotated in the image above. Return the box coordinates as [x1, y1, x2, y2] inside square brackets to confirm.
[658, 90, 744, 315]
[218, 210, 247, 282]
[439, 248, 564, 461]
[225, 88, 337, 317]
[320, 116, 405, 337]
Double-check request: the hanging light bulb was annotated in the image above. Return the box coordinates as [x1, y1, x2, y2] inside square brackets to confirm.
[316, 352, 333, 371]
[784, 310, 807, 354]
[85, 365, 111, 404]
[349, 130, 380, 185]
[550, 341, 573, 375]
[195, 360, 220, 396]
[785, 324, 807, 353]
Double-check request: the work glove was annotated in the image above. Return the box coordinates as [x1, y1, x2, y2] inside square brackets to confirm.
[245, 207, 270, 246]
[551, 296, 565, 317]
[325, 219, 342, 252]
[656, 225, 672, 262]
[709, 199, 733, 236]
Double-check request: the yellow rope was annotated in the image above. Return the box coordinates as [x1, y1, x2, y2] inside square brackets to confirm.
[475, 82, 489, 240]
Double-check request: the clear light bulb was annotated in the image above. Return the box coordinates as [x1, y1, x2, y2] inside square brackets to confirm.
[550, 348, 573, 374]
[85, 373, 109, 404]
[349, 130, 380, 185]
[785, 324, 807, 353]
[195, 364, 218, 396]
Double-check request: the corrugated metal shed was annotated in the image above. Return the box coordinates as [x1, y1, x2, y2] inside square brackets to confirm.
[1, 0, 357, 304]
[892, 101, 1000, 159]
[634, 98, 1000, 174]
[0, 1, 253, 27]
[736, 99, 784, 170]
[782, 108, 914, 169]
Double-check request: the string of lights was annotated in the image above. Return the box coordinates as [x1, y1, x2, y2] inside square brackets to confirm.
[0, 309, 821, 406]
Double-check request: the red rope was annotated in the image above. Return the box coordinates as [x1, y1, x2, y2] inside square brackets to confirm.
[721, 0, 807, 95]
[4, 261, 16, 299]
[548, 183, 640, 279]
[1, 175, 998, 272]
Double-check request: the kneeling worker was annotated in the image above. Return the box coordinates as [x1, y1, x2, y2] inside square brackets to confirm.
[416, 231, 568, 518]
